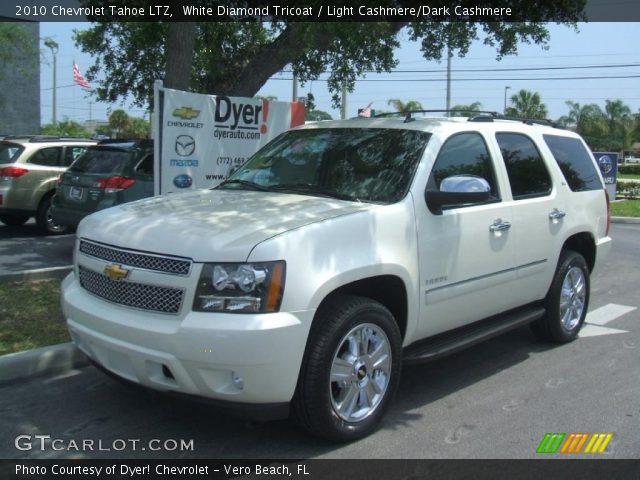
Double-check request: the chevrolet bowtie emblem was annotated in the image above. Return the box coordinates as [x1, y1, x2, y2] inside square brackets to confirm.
[103, 264, 130, 281]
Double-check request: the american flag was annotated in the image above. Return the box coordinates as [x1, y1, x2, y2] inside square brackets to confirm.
[73, 62, 91, 89]
[358, 102, 373, 118]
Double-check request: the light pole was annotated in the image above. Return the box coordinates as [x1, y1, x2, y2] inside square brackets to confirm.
[503, 86, 511, 115]
[44, 38, 59, 126]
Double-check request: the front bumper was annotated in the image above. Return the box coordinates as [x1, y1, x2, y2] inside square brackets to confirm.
[61, 273, 314, 408]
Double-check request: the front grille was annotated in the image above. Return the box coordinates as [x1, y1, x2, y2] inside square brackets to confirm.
[79, 240, 191, 275]
[79, 266, 185, 314]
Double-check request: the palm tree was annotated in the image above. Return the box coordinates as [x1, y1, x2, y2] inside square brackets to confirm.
[450, 101, 483, 117]
[558, 101, 603, 134]
[108, 109, 130, 139]
[505, 90, 548, 119]
[387, 98, 423, 113]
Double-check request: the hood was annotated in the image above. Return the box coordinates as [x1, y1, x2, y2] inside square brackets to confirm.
[77, 189, 372, 261]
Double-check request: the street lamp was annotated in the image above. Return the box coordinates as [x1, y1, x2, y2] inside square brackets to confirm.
[503, 86, 511, 115]
[44, 38, 59, 125]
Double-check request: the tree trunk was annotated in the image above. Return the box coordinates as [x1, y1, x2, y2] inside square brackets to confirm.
[164, 22, 196, 90]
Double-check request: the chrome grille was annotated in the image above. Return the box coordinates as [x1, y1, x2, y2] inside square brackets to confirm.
[79, 266, 184, 314]
[79, 240, 191, 275]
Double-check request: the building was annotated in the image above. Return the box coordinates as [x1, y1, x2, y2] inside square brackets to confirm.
[0, 21, 40, 135]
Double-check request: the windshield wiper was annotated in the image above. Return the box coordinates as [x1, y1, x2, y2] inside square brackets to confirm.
[215, 179, 268, 191]
[267, 183, 360, 202]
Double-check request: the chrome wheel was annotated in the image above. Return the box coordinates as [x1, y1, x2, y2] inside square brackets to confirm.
[329, 323, 392, 423]
[46, 205, 66, 233]
[559, 266, 586, 331]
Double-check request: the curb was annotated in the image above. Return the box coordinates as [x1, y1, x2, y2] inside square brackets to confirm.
[0, 342, 89, 385]
[611, 216, 640, 224]
[0, 265, 72, 284]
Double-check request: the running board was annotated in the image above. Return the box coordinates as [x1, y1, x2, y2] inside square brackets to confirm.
[403, 306, 545, 364]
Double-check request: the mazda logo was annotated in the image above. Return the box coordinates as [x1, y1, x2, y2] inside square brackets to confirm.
[175, 135, 196, 157]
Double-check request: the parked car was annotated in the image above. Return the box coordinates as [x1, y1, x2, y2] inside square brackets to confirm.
[61, 113, 611, 441]
[51, 139, 154, 229]
[0, 136, 95, 233]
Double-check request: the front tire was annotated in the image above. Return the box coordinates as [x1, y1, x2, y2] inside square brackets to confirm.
[532, 250, 590, 343]
[293, 295, 402, 442]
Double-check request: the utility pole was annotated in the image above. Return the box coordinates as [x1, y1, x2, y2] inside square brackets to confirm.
[504, 86, 511, 114]
[44, 38, 59, 125]
[446, 44, 452, 113]
[292, 74, 298, 102]
[341, 83, 347, 119]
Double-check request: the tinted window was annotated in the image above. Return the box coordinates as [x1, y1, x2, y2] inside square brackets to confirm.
[135, 154, 154, 175]
[28, 147, 62, 167]
[63, 146, 89, 167]
[225, 128, 430, 204]
[496, 133, 552, 199]
[543, 134, 603, 191]
[428, 132, 499, 197]
[69, 147, 130, 174]
[0, 142, 24, 164]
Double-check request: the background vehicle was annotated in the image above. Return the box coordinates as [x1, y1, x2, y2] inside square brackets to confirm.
[0, 136, 95, 234]
[61, 113, 611, 441]
[52, 139, 153, 229]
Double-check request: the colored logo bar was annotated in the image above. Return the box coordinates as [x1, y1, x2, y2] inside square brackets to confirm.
[537, 433, 613, 454]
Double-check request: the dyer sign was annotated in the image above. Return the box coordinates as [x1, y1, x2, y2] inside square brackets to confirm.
[154, 85, 305, 194]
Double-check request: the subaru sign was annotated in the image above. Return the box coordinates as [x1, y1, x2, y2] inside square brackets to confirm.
[593, 151, 618, 199]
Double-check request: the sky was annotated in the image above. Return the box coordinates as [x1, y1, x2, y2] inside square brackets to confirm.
[38, 21, 640, 125]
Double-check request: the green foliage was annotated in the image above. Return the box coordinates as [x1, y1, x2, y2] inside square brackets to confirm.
[41, 119, 91, 138]
[450, 102, 483, 116]
[610, 199, 640, 216]
[616, 181, 640, 200]
[106, 109, 150, 138]
[74, 1, 585, 110]
[306, 109, 332, 121]
[0, 24, 37, 80]
[387, 99, 423, 112]
[505, 90, 548, 119]
[619, 164, 640, 175]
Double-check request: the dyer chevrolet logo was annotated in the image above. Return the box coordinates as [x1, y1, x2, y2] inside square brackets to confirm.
[103, 264, 130, 281]
[172, 107, 200, 120]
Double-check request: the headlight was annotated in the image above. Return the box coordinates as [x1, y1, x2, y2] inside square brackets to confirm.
[193, 261, 285, 313]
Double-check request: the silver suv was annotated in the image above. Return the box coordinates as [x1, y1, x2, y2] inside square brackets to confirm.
[0, 136, 96, 234]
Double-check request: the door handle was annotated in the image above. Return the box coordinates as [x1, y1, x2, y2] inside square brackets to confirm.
[548, 208, 566, 220]
[489, 219, 511, 232]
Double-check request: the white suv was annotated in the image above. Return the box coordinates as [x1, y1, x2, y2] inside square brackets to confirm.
[61, 113, 611, 441]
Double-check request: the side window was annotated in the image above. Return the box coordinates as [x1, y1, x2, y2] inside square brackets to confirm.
[135, 154, 154, 176]
[62, 147, 88, 167]
[428, 132, 499, 197]
[543, 134, 603, 191]
[28, 147, 62, 167]
[496, 133, 552, 199]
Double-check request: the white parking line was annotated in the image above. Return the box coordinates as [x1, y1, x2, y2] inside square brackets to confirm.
[579, 303, 637, 338]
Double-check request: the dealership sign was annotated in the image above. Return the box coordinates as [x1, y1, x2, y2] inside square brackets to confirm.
[592, 151, 618, 199]
[153, 84, 305, 194]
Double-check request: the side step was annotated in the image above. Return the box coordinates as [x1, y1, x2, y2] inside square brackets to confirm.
[403, 306, 545, 364]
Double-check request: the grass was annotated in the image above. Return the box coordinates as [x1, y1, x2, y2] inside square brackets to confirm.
[611, 199, 640, 217]
[0, 279, 68, 356]
[618, 173, 640, 180]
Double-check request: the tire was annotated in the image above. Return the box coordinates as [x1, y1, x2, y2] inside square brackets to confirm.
[531, 250, 590, 343]
[0, 214, 30, 226]
[36, 194, 69, 235]
[293, 295, 402, 442]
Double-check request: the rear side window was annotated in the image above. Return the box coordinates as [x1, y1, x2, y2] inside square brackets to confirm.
[496, 133, 552, 200]
[543, 135, 603, 191]
[28, 147, 62, 167]
[69, 148, 130, 174]
[63, 146, 89, 167]
[135, 154, 154, 175]
[0, 143, 23, 164]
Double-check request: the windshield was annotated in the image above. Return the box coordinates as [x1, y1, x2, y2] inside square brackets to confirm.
[0, 142, 24, 164]
[219, 128, 430, 204]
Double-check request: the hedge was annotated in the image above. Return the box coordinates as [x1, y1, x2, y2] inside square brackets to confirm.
[619, 164, 640, 175]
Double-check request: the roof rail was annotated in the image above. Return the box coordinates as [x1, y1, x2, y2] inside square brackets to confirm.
[374, 110, 501, 123]
[2, 135, 94, 143]
[469, 114, 562, 129]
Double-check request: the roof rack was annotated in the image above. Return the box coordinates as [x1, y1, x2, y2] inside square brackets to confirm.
[97, 138, 149, 144]
[2, 135, 94, 143]
[374, 110, 500, 123]
[372, 110, 562, 129]
[468, 114, 562, 128]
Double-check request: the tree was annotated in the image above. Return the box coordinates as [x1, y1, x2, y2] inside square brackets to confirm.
[41, 119, 91, 138]
[505, 90, 548, 119]
[450, 102, 483, 116]
[557, 101, 603, 132]
[387, 99, 423, 113]
[108, 109, 130, 138]
[306, 110, 332, 121]
[74, 1, 586, 110]
[124, 117, 150, 138]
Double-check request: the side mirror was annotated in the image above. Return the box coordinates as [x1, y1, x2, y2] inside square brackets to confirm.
[425, 175, 492, 215]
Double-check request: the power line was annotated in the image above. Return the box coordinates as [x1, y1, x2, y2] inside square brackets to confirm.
[271, 74, 640, 83]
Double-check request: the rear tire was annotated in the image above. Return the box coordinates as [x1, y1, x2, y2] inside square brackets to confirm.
[293, 295, 402, 442]
[531, 250, 589, 343]
[36, 194, 69, 235]
[0, 214, 29, 226]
